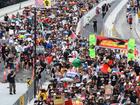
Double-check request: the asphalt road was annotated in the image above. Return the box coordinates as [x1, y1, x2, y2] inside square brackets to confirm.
[115, 6, 140, 54]
[82, 0, 122, 37]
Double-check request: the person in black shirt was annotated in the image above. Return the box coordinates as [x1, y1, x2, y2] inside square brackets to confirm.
[134, 63, 140, 76]
[4, 14, 9, 21]
[128, 59, 134, 67]
[5, 25, 9, 32]
[102, 4, 106, 18]
[1, 44, 6, 63]
[7, 71, 16, 95]
[93, 18, 97, 33]
[111, 73, 118, 86]
[130, 91, 138, 104]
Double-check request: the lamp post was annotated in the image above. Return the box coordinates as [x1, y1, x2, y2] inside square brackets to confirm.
[34, 7, 37, 98]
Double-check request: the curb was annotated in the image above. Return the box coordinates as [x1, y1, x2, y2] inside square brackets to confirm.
[134, 15, 140, 39]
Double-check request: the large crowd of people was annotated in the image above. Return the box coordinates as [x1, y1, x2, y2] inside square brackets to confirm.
[0, 0, 140, 105]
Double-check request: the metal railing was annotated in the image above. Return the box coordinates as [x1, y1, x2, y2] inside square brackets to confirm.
[0, 0, 27, 9]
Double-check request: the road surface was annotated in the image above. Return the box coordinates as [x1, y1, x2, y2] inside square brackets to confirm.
[0, 83, 27, 105]
[82, 0, 122, 37]
[115, 6, 140, 60]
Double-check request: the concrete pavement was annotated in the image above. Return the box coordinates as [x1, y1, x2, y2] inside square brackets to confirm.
[114, 6, 140, 62]
[82, 0, 121, 37]
[0, 83, 27, 105]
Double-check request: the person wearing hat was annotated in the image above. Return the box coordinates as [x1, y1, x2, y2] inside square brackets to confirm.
[7, 70, 16, 95]
[37, 89, 48, 103]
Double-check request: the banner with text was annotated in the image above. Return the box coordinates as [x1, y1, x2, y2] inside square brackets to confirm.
[96, 36, 128, 49]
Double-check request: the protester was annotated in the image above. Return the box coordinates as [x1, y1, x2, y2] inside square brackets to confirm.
[7, 71, 16, 95]
[93, 18, 97, 33]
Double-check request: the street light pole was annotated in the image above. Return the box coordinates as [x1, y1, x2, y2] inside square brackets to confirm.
[34, 7, 37, 98]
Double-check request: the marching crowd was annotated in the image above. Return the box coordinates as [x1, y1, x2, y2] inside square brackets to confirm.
[0, 0, 140, 105]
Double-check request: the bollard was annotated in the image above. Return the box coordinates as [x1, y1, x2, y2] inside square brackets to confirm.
[32, 69, 34, 80]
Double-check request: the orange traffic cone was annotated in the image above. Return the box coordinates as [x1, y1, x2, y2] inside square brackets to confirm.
[31, 69, 34, 80]
[3, 70, 7, 82]
[16, 63, 19, 72]
[7, 66, 10, 73]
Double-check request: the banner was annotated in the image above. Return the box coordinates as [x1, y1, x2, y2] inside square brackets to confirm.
[89, 34, 96, 58]
[89, 48, 95, 58]
[128, 38, 135, 60]
[54, 95, 64, 105]
[89, 34, 96, 46]
[96, 36, 128, 49]
[128, 38, 135, 49]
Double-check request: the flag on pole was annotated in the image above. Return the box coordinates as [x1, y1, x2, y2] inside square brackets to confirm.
[70, 31, 77, 39]
[35, 0, 51, 8]
[35, 0, 44, 8]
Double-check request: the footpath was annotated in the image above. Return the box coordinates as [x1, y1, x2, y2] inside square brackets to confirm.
[0, 83, 27, 105]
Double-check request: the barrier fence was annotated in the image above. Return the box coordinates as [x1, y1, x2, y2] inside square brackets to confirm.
[0, 0, 27, 9]
[13, 70, 47, 105]
[0, 0, 35, 19]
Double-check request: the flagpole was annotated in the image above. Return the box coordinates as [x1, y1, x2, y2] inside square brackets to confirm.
[34, 7, 37, 98]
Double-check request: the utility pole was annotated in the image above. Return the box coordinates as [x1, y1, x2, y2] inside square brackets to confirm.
[34, 7, 37, 98]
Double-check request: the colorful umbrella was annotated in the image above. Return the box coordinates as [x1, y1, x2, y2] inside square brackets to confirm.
[24, 33, 31, 36]
[19, 35, 26, 39]
[60, 77, 74, 82]
[72, 58, 81, 67]
[66, 72, 80, 78]
[101, 64, 111, 74]
[45, 42, 52, 49]
[18, 30, 27, 33]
